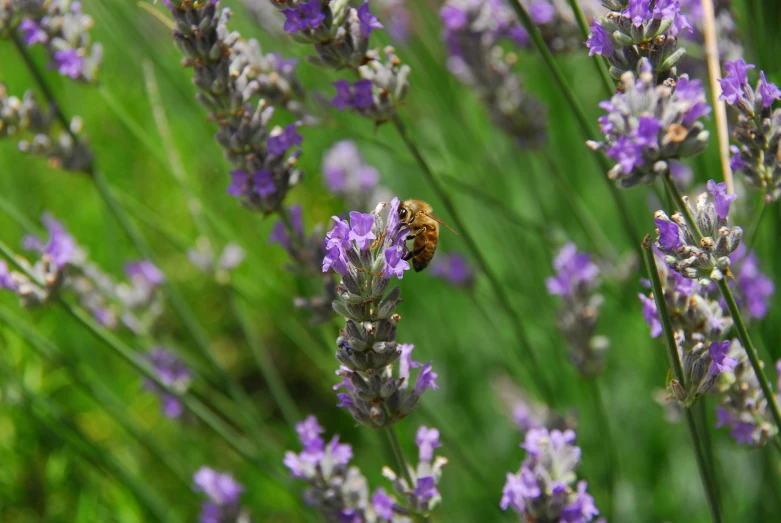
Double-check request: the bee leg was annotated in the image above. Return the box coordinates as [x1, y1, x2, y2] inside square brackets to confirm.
[402, 233, 428, 261]
[406, 228, 425, 241]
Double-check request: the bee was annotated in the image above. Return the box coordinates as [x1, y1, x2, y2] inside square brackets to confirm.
[397, 199, 459, 272]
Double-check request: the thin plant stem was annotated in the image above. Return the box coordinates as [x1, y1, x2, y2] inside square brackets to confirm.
[390, 112, 555, 404]
[11, 36, 270, 449]
[0, 305, 195, 495]
[661, 176, 781, 438]
[564, 0, 614, 95]
[228, 287, 302, 430]
[589, 379, 616, 522]
[642, 239, 722, 523]
[699, 0, 734, 193]
[746, 201, 769, 247]
[506, 0, 640, 253]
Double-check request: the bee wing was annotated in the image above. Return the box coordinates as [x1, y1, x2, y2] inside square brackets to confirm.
[426, 212, 460, 236]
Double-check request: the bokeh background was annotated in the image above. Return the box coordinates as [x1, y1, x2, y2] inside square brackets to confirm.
[1, 0, 780, 521]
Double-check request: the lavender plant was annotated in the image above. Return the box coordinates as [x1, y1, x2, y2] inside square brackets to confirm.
[193, 466, 249, 522]
[324, 198, 439, 427]
[440, 0, 547, 147]
[493, 375, 575, 435]
[143, 347, 194, 420]
[322, 140, 387, 211]
[429, 252, 475, 289]
[587, 59, 710, 188]
[1, 0, 102, 82]
[730, 245, 775, 322]
[719, 60, 781, 202]
[585, 0, 691, 82]
[546, 243, 608, 377]
[0, 84, 93, 171]
[500, 428, 600, 522]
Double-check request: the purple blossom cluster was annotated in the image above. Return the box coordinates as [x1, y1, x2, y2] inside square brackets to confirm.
[0, 84, 93, 172]
[321, 140, 385, 211]
[587, 60, 711, 187]
[142, 347, 193, 420]
[501, 428, 600, 522]
[586, 0, 691, 81]
[714, 342, 781, 446]
[546, 243, 609, 378]
[719, 60, 781, 202]
[493, 375, 576, 436]
[2, 0, 103, 83]
[159, 0, 307, 214]
[430, 253, 475, 288]
[730, 245, 775, 321]
[193, 466, 246, 523]
[654, 180, 742, 283]
[284, 415, 404, 521]
[440, 0, 547, 148]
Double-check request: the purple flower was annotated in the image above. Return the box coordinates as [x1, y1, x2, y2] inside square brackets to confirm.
[296, 415, 325, 451]
[734, 249, 775, 319]
[153, 0, 177, 8]
[126, 260, 164, 286]
[383, 246, 410, 279]
[635, 116, 662, 147]
[23, 214, 77, 269]
[529, 1, 555, 24]
[267, 124, 303, 155]
[719, 60, 754, 105]
[143, 347, 191, 419]
[440, 5, 468, 30]
[348, 211, 376, 250]
[299, 0, 325, 27]
[193, 467, 243, 505]
[252, 170, 276, 198]
[414, 362, 439, 395]
[332, 80, 353, 111]
[372, 488, 394, 520]
[413, 477, 438, 503]
[586, 22, 614, 57]
[638, 293, 662, 338]
[607, 136, 643, 174]
[431, 253, 474, 287]
[561, 481, 599, 522]
[269, 221, 290, 250]
[415, 426, 442, 462]
[352, 79, 374, 109]
[53, 49, 84, 79]
[675, 77, 711, 126]
[0, 261, 15, 291]
[357, 2, 383, 37]
[282, 0, 324, 34]
[655, 218, 683, 251]
[18, 20, 47, 46]
[325, 216, 352, 251]
[326, 434, 353, 464]
[398, 343, 419, 384]
[706, 179, 738, 219]
[757, 71, 781, 108]
[227, 169, 249, 197]
[545, 243, 599, 297]
[731, 422, 756, 444]
[715, 405, 733, 428]
[626, 0, 651, 26]
[730, 148, 748, 171]
[708, 340, 737, 376]
[323, 246, 349, 275]
[500, 468, 540, 512]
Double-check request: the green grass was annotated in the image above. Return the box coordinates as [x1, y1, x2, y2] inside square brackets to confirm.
[0, 0, 779, 521]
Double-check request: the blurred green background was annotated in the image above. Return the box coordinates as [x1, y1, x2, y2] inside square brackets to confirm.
[1, 0, 781, 521]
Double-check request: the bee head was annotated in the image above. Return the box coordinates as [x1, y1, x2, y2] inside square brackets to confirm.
[398, 205, 409, 222]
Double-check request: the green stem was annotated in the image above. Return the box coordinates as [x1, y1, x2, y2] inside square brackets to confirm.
[229, 288, 302, 430]
[717, 278, 781, 437]
[0, 305, 195, 496]
[589, 380, 616, 522]
[390, 112, 555, 404]
[564, 0, 615, 94]
[506, 0, 640, 254]
[643, 239, 722, 522]
[662, 174, 703, 239]
[746, 201, 769, 247]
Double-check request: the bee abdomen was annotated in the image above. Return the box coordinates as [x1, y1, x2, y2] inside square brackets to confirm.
[412, 237, 438, 272]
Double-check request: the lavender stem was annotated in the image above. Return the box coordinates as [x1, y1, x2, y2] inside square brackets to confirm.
[563, 0, 614, 94]
[643, 238, 722, 523]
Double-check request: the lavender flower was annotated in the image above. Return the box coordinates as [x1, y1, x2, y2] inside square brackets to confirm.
[325, 199, 439, 427]
[383, 425, 448, 517]
[2, 0, 103, 83]
[546, 243, 608, 378]
[0, 84, 93, 171]
[440, 0, 547, 148]
[430, 252, 475, 288]
[322, 140, 385, 210]
[586, 0, 690, 82]
[730, 245, 775, 321]
[493, 375, 577, 436]
[284, 415, 403, 521]
[501, 428, 599, 522]
[193, 466, 247, 523]
[142, 347, 193, 419]
[653, 180, 742, 282]
[373, 0, 411, 43]
[587, 60, 710, 187]
[720, 61, 781, 202]
[269, 0, 410, 124]
[676, 0, 743, 68]
[160, 0, 307, 214]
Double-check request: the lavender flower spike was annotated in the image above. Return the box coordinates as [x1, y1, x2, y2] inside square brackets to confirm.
[587, 59, 710, 188]
[285, 415, 400, 520]
[546, 243, 608, 377]
[142, 347, 193, 419]
[193, 466, 247, 522]
[501, 428, 599, 522]
[326, 198, 439, 427]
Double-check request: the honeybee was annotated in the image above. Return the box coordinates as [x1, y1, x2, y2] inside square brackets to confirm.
[398, 199, 459, 272]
